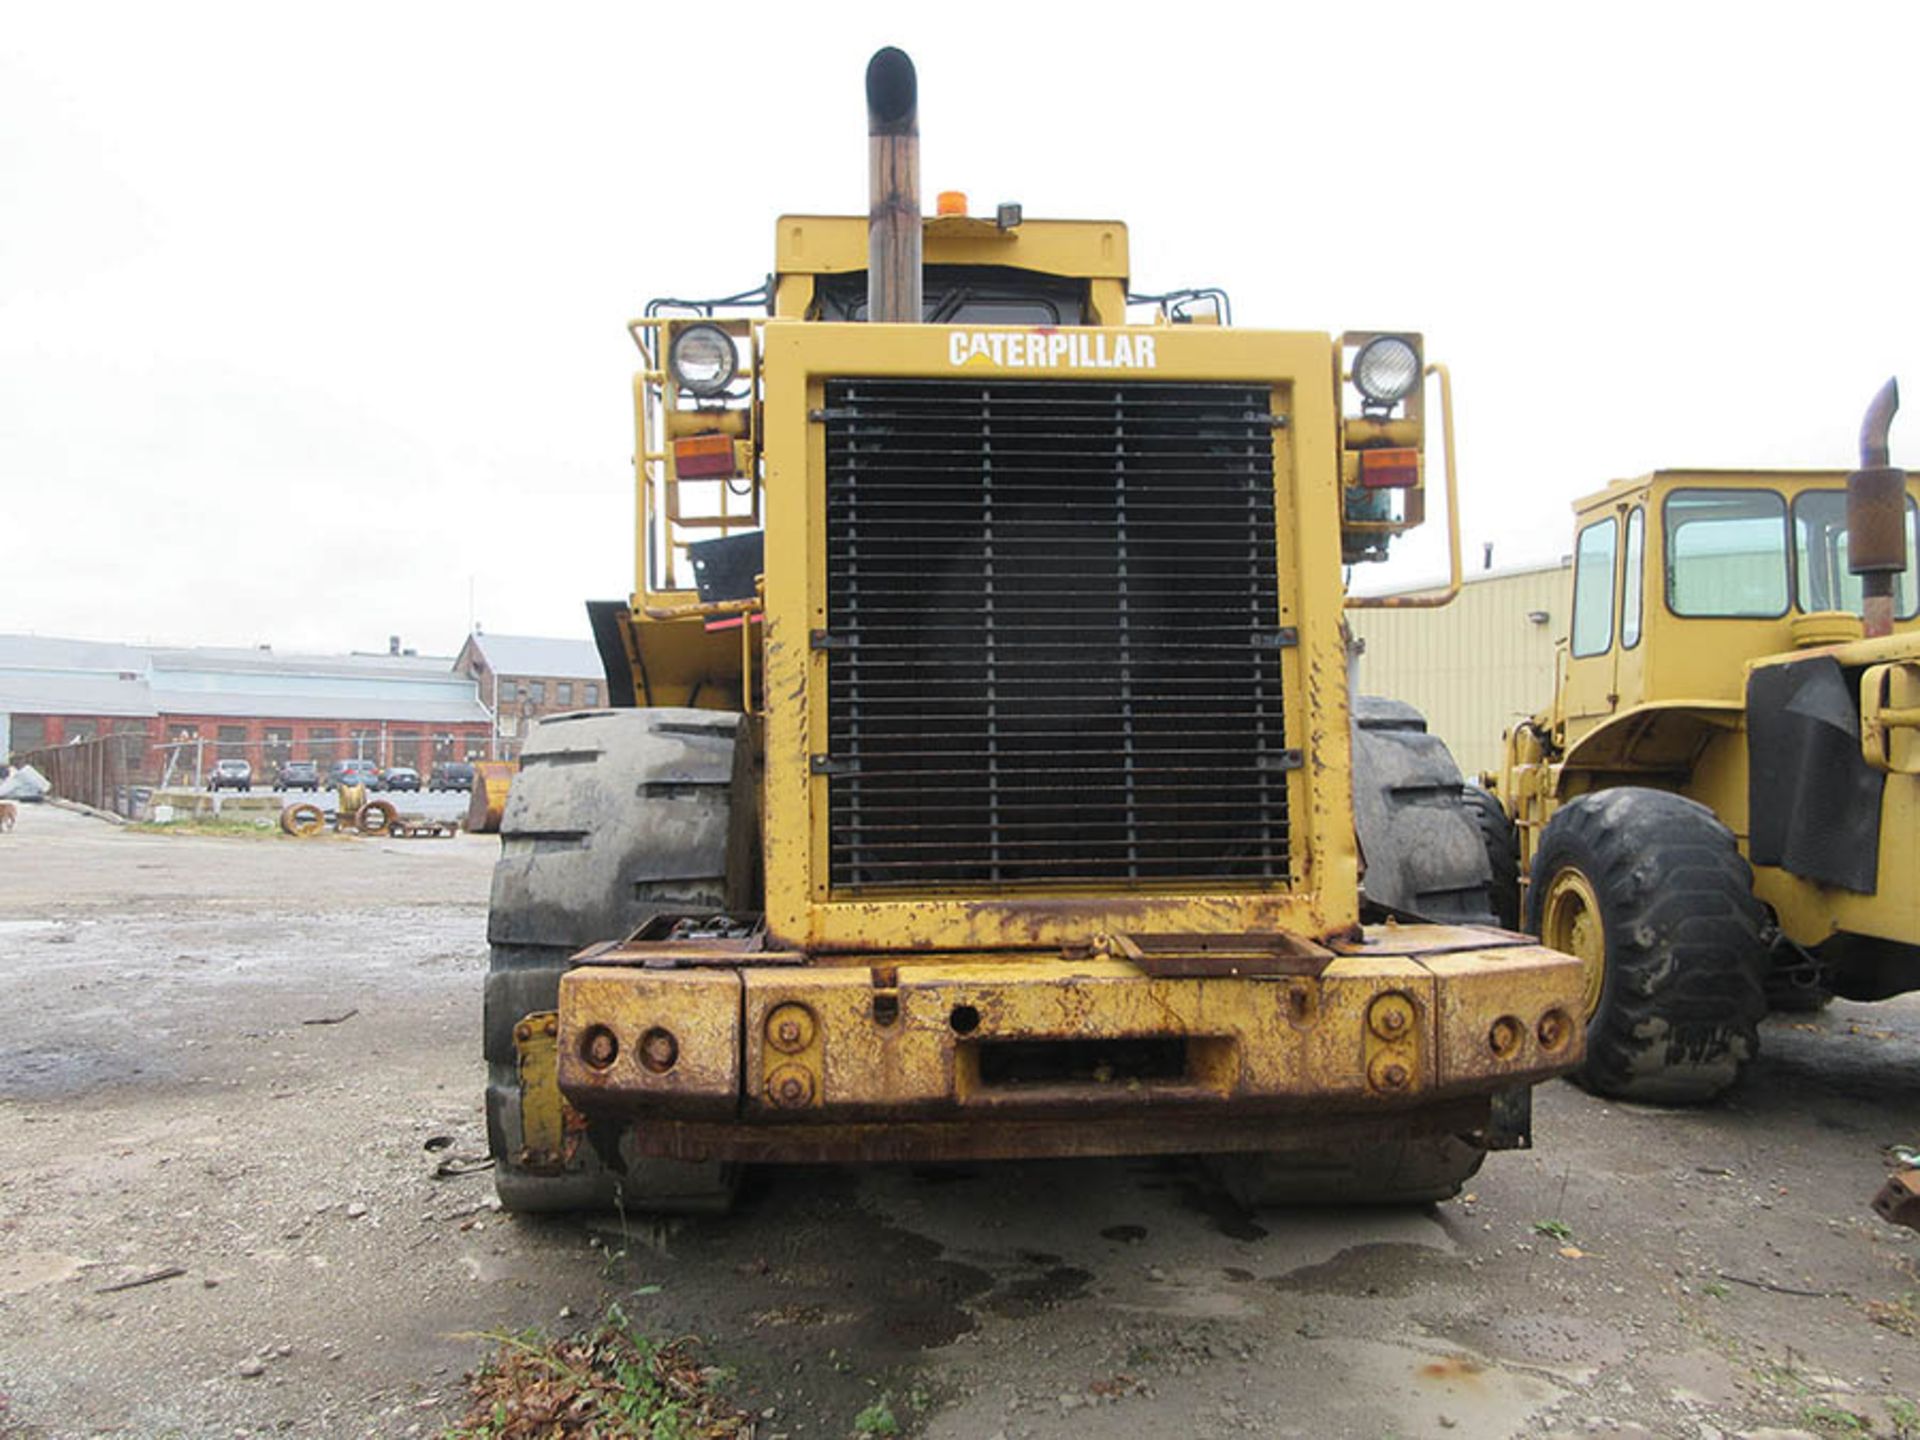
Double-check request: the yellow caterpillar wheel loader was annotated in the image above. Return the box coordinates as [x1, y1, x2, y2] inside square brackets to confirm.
[1495, 381, 1915, 1104]
[485, 48, 1589, 1214]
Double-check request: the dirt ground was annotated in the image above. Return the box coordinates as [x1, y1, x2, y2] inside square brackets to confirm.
[1, 803, 1916, 1440]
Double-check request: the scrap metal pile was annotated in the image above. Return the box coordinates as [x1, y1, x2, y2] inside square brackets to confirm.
[280, 784, 459, 840]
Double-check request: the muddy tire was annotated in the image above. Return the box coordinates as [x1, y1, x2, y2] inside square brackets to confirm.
[1463, 784, 1521, 930]
[485, 708, 742, 1213]
[1351, 697, 1497, 926]
[1210, 1133, 1486, 1207]
[1527, 787, 1767, 1104]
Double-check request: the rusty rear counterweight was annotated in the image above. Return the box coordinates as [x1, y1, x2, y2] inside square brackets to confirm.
[547, 928, 1581, 1151]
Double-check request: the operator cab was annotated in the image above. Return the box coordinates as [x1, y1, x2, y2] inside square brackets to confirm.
[1560, 469, 1920, 732]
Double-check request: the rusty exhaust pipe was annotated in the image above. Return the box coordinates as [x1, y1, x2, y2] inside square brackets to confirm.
[866, 47, 921, 325]
[1848, 378, 1906, 638]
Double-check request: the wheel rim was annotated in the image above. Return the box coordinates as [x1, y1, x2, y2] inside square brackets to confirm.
[1542, 866, 1607, 1020]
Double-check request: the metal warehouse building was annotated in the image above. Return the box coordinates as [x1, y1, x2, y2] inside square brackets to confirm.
[1347, 558, 1572, 781]
[0, 635, 493, 786]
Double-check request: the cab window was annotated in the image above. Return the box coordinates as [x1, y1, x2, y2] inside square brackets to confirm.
[1571, 516, 1618, 658]
[1621, 506, 1645, 648]
[1664, 488, 1789, 618]
[815, 265, 1088, 324]
[1792, 489, 1919, 619]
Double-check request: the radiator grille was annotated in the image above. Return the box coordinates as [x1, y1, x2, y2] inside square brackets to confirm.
[822, 376, 1291, 889]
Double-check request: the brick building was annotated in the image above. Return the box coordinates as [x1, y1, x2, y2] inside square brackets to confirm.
[453, 632, 607, 759]
[0, 635, 492, 785]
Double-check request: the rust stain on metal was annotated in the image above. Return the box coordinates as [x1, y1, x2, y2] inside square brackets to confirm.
[1331, 923, 1533, 958]
[1098, 929, 1334, 979]
[623, 1097, 1495, 1165]
[547, 942, 1583, 1140]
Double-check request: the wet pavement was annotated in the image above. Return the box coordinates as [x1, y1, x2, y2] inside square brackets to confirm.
[0, 802, 1916, 1439]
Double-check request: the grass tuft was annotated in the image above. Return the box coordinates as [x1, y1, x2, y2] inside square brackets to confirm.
[444, 1304, 750, 1439]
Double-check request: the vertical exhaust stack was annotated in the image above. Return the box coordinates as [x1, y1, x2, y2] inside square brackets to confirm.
[866, 47, 921, 325]
[1849, 378, 1906, 638]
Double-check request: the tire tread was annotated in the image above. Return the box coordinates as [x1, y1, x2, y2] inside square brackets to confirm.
[1527, 788, 1766, 1103]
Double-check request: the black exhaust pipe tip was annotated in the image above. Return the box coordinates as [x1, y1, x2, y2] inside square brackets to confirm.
[866, 47, 916, 133]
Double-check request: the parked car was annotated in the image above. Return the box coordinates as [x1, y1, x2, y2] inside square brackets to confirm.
[381, 766, 421, 792]
[326, 758, 382, 790]
[274, 760, 320, 791]
[428, 761, 475, 792]
[208, 758, 253, 792]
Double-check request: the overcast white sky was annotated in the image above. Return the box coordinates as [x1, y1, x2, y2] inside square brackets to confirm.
[6, 3, 1917, 653]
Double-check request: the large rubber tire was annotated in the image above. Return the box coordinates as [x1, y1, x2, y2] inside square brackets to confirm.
[485, 708, 741, 1213]
[1527, 788, 1767, 1104]
[1351, 697, 1497, 926]
[1211, 1134, 1486, 1207]
[1463, 784, 1521, 931]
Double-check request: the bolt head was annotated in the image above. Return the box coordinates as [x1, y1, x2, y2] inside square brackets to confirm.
[765, 1063, 815, 1108]
[1368, 993, 1416, 1041]
[765, 1003, 816, 1054]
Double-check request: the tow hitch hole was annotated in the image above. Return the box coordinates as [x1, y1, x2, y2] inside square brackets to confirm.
[580, 1026, 619, 1071]
[872, 993, 901, 1026]
[978, 1038, 1188, 1087]
[638, 1027, 678, 1074]
[949, 1003, 981, 1035]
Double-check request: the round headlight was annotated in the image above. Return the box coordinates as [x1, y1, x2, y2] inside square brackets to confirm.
[1353, 335, 1421, 406]
[669, 323, 738, 398]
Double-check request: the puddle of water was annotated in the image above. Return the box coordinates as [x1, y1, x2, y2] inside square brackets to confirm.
[985, 1265, 1092, 1318]
[1269, 1241, 1470, 1298]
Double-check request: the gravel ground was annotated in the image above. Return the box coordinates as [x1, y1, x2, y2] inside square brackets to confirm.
[0, 802, 1916, 1440]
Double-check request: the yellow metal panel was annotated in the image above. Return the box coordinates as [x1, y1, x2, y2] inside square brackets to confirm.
[550, 938, 1585, 1136]
[1419, 951, 1583, 1091]
[774, 215, 1130, 279]
[556, 968, 741, 1119]
[740, 957, 1441, 1115]
[513, 1011, 565, 1164]
[759, 320, 1356, 954]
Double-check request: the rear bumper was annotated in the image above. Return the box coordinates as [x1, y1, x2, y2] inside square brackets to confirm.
[539, 924, 1583, 1161]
